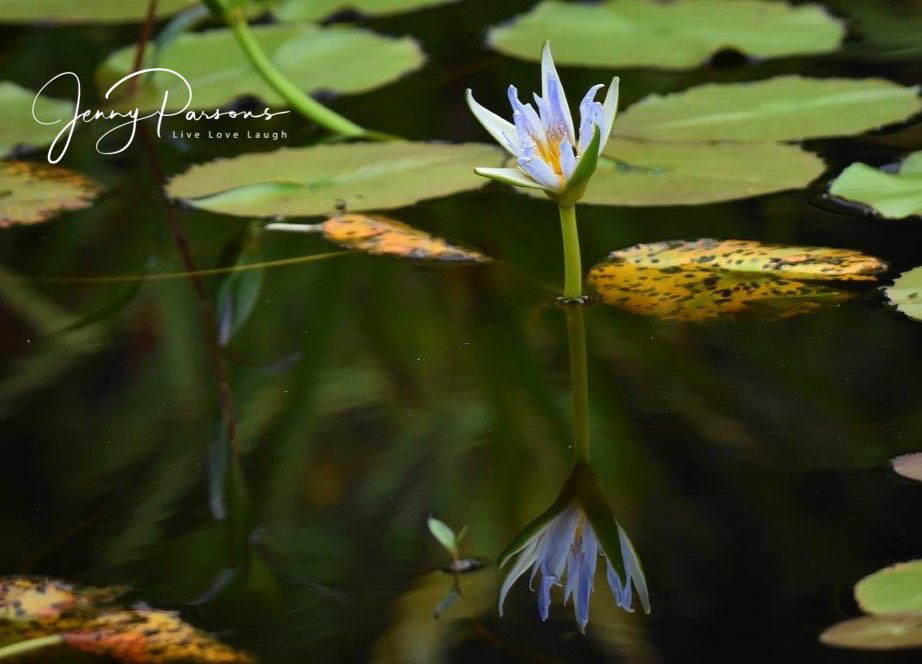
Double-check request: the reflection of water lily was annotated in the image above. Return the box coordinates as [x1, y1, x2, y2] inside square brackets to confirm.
[466, 41, 619, 207]
[498, 464, 649, 633]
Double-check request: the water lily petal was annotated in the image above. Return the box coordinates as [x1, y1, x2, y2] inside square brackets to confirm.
[508, 85, 545, 144]
[599, 77, 620, 153]
[541, 41, 575, 143]
[563, 548, 578, 606]
[559, 137, 577, 179]
[577, 84, 604, 155]
[473, 167, 544, 190]
[573, 524, 599, 633]
[538, 507, 580, 579]
[517, 152, 562, 191]
[498, 536, 541, 617]
[466, 89, 516, 154]
[619, 525, 651, 614]
[537, 575, 555, 621]
[605, 559, 633, 611]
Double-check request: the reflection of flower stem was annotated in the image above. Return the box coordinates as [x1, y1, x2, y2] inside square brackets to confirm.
[225, 12, 367, 138]
[558, 205, 583, 300]
[565, 304, 590, 464]
[0, 635, 64, 660]
[127, 0, 158, 96]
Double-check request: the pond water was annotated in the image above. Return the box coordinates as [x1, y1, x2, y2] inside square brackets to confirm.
[1, 0, 921, 662]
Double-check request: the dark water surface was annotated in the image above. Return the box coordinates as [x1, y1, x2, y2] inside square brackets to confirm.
[2, 1, 922, 662]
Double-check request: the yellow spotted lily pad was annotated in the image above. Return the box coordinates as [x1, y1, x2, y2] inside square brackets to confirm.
[0, 576, 253, 662]
[62, 608, 254, 663]
[588, 239, 884, 321]
[610, 239, 886, 281]
[0, 577, 128, 643]
[0, 161, 101, 227]
[268, 213, 490, 262]
[885, 266, 922, 322]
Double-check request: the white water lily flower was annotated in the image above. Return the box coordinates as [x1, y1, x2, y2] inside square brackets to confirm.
[466, 41, 619, 206]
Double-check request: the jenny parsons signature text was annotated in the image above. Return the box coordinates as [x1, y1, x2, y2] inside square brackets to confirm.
[33, 68, 290, 163]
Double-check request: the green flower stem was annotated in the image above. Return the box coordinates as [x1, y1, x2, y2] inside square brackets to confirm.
[226, 13, 367, 138]
[558, 205, 582, 300]
[0, 635, 65, 660]
[565, 304, 590, 464]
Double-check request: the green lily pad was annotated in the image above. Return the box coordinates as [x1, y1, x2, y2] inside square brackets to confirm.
[856, 561, 922, 615]
[571, 138, 825, 206]
[885, 267, 922, 322]
[820, 615, 922, 650]
[828, 152, 922, 219]
[617, 76, 922, 142]
[0, 82, 73, 158]
[98, 23, 424, 112]
[488, 0, 844, 70]
[272, 0, 455, 21]
[0, 0, 195, 23]
[0, 161, 101, 228]
[166, 141, 502, 217]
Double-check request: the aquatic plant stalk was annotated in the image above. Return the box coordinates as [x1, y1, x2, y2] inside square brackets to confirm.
[558, 204, 583, 300]
[225, 12, 366, 138]
[0, 635, 64, 660]
[565, 304, 590, 464]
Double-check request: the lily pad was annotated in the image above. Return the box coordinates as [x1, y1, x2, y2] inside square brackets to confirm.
[855, 561, 922, 616]
[0, 576, 128, 643]
[488, 0, 844, 70]
[892, 452, 922, 482]
[608, 238, 886, 281]
[273, 0, 456, 21]
[820, 615, 922, 650]
[0, 82, 74, 158]
[828, 151, 922, 219]
[617, 76, 922, 142]
[98, 23, 425, 112]
[587, 238, 875, 321]
[301, 213, 489, 262]
[588, 261, 847, 321]
[574, 138, 825, 206]
[885, 266, 922, 322]
[167, 142, 502, 217]
[0, 0, 195, 23]
[0, 161, 101, 227]
[63, 608, 254, 663]
[0, 577, 254, 662]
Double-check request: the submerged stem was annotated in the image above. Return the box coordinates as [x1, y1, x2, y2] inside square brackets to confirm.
[565, 305, 590, 464]
[558, 205, 583, 300]
[0, 635, 65, 660]
[226, 14, 367, 138]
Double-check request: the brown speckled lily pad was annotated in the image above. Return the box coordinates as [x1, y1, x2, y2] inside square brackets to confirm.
[0, 161, 101, 227]
[587, 239, 882, 321]
[321, 214, 489, 262]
